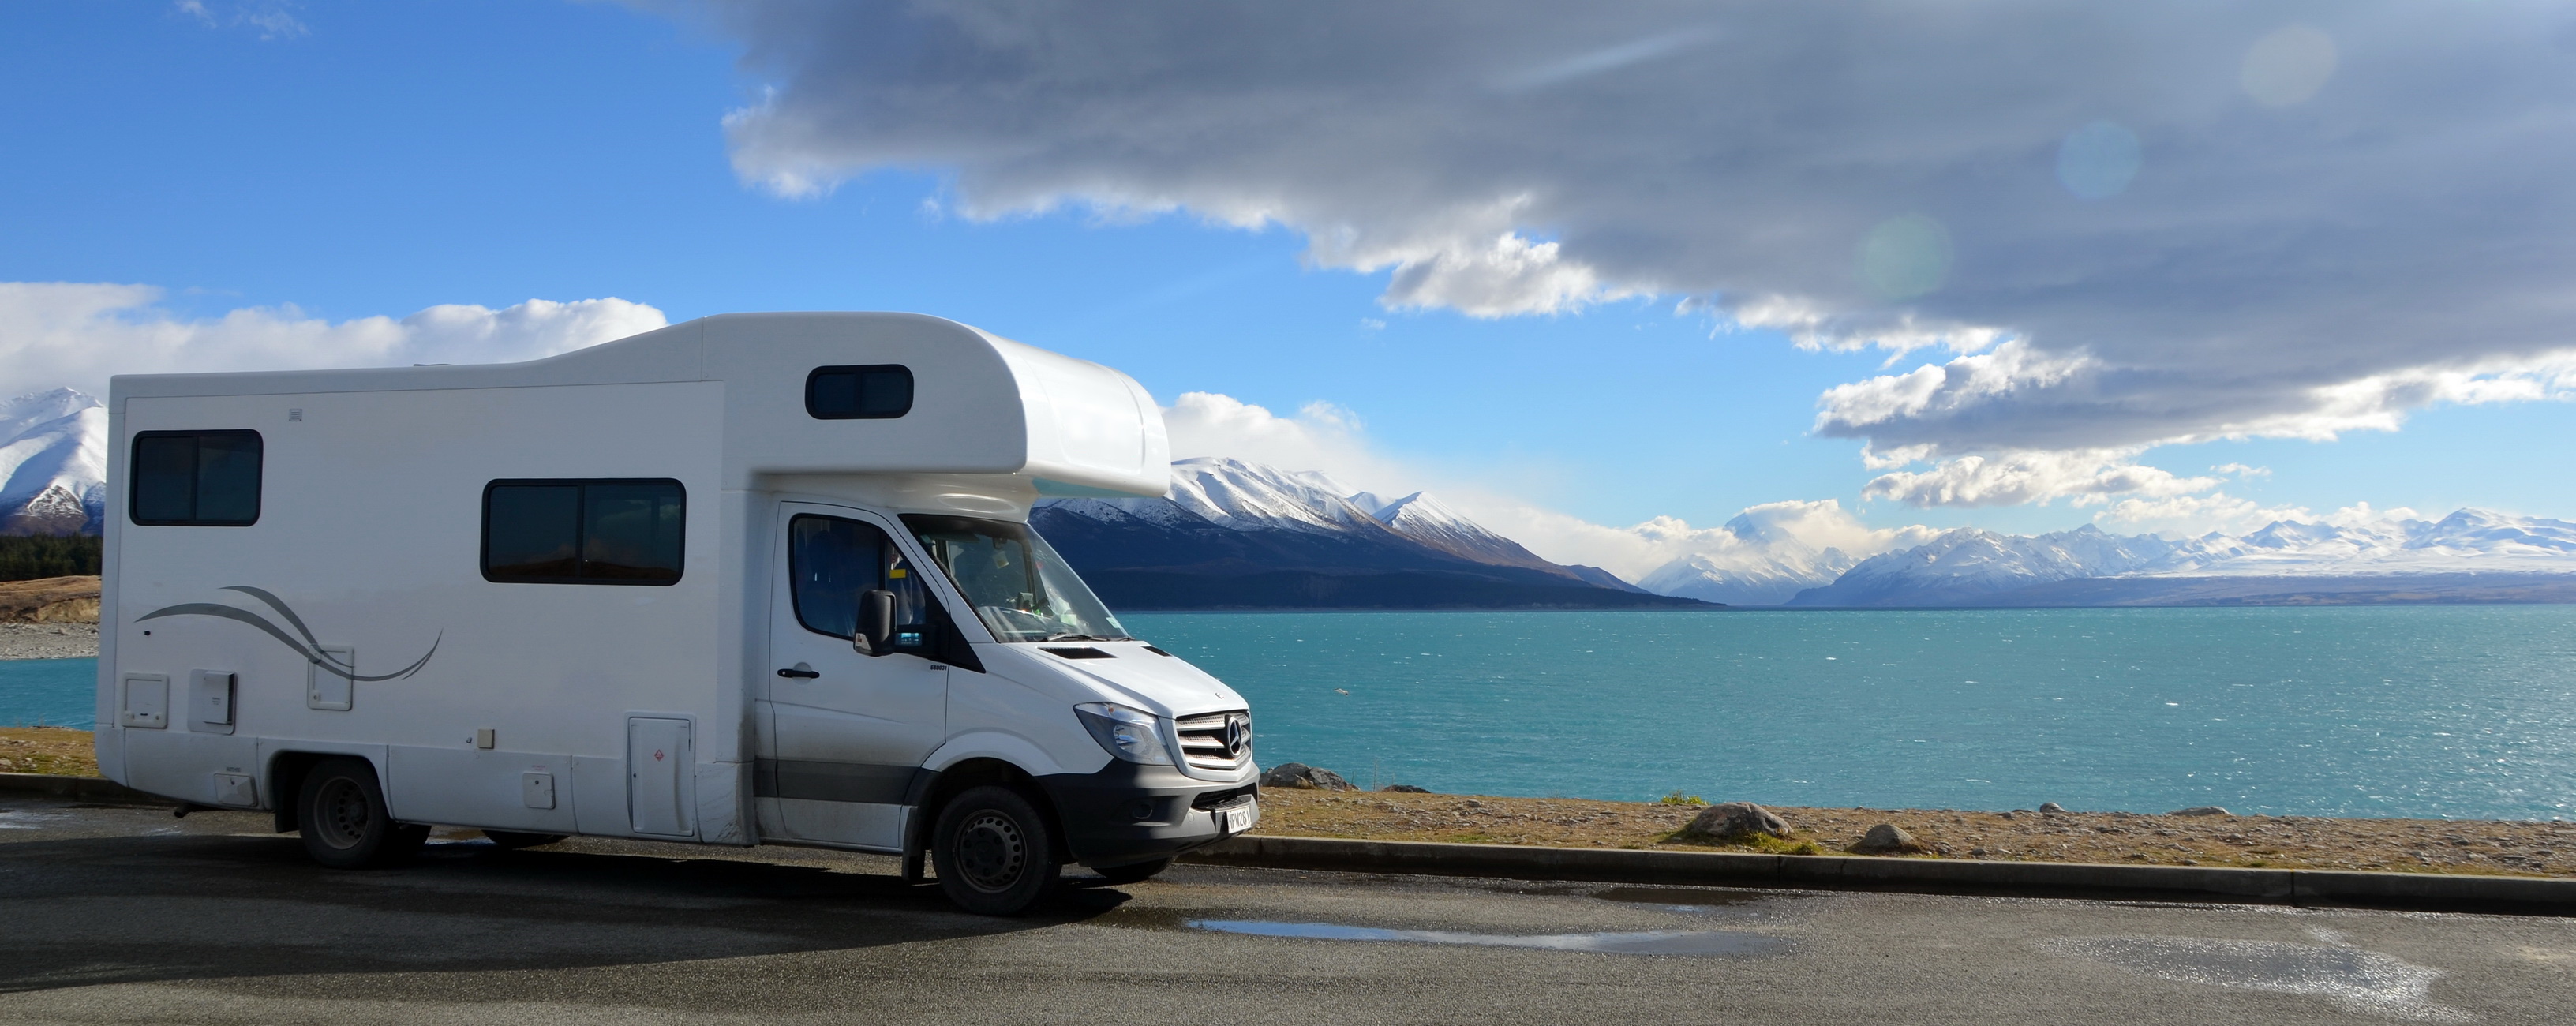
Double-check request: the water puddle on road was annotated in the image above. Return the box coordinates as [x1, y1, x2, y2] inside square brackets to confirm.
[1185, 919, 1787, 957]
[2041, 934, 2471, 1022]
[0, 809, 69, 830]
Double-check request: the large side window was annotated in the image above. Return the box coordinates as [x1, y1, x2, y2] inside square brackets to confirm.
[483, 479, 685, 585]
[130, 430, 263, 526]
[805, 365, 913, 420]
[788, 515, 934, 652]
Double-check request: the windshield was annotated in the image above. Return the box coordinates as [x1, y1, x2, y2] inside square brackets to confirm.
[900, 514, 1129, 643]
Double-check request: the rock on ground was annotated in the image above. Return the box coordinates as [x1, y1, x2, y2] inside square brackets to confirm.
[1260, 762, 1357, 791]
[1681, 802, 1791, 840]
[1380, 784, 1432, 793]
[2038, 803, 2068, 814]
[1852, 822, 1929, 854]
[2170, 806, 2232, 816]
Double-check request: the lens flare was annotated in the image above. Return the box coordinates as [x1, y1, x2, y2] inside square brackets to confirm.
[2057, 121, 2143, 200]
[2241, 25, 2338, 107]
[1857, 214, 1954, 300]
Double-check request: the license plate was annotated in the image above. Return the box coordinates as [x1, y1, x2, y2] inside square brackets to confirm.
[1222, 799, 1257, 834]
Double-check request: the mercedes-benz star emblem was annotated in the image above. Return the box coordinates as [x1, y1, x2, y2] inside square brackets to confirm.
[1222, 713, 1250, 757]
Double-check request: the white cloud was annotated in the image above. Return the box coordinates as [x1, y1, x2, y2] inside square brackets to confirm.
[177, 1, 308, 39]
[1157, 389, 1937, 579]
[2091, 492, 2312, 537]
[1858, 447, 2220, 509]
[1161, 392, 1410, 496]
[690, 0, 2576, 504]
[0, 283, 667, 399]
[2094, 492, 2423, 537]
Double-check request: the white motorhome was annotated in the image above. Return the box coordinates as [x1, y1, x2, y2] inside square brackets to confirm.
[93, 313, 1258, 915]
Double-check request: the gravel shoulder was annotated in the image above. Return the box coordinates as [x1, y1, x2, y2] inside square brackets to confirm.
[0, 622, 98, 660]
[1252, 788, 2576, 878]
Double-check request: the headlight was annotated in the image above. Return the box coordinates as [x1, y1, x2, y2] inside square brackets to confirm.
[1074, 702, 1174, 765]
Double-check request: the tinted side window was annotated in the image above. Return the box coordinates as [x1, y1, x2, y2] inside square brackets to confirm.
[129, 430, 263, 526]
[788, 514, 933, 652]
[482, 479, 684, 585]
[806, 365, 913, 419]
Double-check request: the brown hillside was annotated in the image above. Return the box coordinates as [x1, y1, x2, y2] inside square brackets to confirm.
[0, 575, 99, 623]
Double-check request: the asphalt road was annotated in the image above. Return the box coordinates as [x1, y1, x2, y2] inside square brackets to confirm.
[2, 799, 2571, 1025]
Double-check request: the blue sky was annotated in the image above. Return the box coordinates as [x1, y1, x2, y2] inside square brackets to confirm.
[4, 1, 2572, 567]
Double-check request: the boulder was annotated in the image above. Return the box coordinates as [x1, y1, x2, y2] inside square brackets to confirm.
[1258, 762, 1357, 792]
[2169, 806, 2232, 817]
[1851, 822, 1929, 854]
[2037, 802, 2068, 814]
[1680, 802, 1791, 841]
[1380, 784, 1432, 794]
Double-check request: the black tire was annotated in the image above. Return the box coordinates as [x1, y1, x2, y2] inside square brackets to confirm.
[931, 784, 1061, 916]
[295, 757, 428, 869]
[1089, 857, 1171, 886]
[482, 830, 567, 850]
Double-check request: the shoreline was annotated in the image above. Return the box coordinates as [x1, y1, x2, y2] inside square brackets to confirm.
[5, 727, 2568, 878]
[1253, 788, 2576, 879]
[0, 623, 97, 661]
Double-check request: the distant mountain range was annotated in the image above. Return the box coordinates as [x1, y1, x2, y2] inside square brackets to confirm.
[13, 380, 2574, 609]
[1775, 511, 2576, 607]
[0, 389, 105, 536]
[1032, 458, 1711, 610]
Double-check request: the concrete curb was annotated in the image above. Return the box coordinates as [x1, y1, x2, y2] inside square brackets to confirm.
[1181, 835, 2576, 916]
[0, 772, 164, 806]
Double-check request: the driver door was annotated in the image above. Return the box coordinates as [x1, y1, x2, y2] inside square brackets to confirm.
[759, 504, 949, 850]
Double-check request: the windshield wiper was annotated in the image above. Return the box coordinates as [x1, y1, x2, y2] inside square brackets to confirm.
[1039, 633, 1131, 642]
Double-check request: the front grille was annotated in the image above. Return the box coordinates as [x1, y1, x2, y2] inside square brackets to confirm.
[1174, 710, 1252, 772]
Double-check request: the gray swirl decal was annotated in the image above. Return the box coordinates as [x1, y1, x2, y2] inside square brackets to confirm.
[137, 586, 440, 681]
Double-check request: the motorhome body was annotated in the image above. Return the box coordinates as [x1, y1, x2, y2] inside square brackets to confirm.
[95, 312, 1258, 913]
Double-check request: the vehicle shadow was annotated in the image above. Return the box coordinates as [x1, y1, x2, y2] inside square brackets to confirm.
[0, 833, 1129, 994]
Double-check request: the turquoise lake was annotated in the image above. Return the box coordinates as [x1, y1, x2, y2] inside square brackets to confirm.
[12, 605, 2574, 819]
[1131, 606, 2576, 820]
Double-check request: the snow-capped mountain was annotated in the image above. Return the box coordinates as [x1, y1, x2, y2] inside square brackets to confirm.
[1788, 525, 2180, 606]
[1784, 509, 2576, 607]
[1032, 457, 1687, 609]
[0, 388, 107, 536]
[1634, 507, 1889, 605]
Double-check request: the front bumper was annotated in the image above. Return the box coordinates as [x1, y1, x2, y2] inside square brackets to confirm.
[1035, 760, 1259, 869]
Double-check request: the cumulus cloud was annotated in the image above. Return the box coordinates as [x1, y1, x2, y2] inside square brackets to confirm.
[688, 0, 2576, 504]
[1157, 390, 1938, 579]
[1857, 447, 2221, 509]
[1160, 391, 1410, 495]
[0, 283, 668, 399]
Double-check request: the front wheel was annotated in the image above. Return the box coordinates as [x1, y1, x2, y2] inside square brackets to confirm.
[296, 758, 428, 869]
[931, 785, 1061, 916]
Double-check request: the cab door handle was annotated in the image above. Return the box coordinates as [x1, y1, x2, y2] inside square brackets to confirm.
[776, 666, 820, 679]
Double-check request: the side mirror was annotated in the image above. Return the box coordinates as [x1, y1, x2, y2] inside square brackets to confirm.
[853, 590, 897, 657]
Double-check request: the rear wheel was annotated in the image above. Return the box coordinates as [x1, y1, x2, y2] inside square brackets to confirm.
[1089, 857, 1171, 886]
[296, 758, 427, 869]
[482, 830, 567, 850]
[931, 785, 1061, 916]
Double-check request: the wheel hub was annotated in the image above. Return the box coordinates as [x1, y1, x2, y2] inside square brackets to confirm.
[313, 777, 372, 849]
[953, 812, 1026, 893]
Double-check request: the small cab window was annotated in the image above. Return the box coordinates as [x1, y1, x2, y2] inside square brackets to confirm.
[789, 514, 935, 653]
[130, 430, 263, 526]
[483, 479, 685, 585]
[806, 365, 913, 419]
